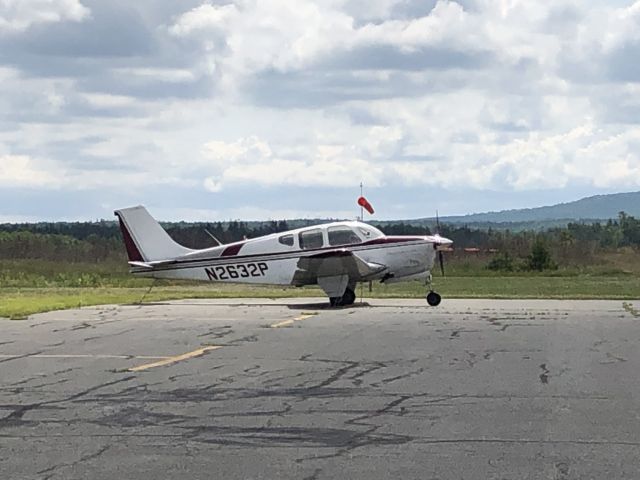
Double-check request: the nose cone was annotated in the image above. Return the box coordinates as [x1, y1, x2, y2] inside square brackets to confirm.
[425, 234, 453, 248]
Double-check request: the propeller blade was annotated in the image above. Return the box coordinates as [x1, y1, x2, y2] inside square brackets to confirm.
[436, 210, 441, 234]
[439, 250, 445, 276]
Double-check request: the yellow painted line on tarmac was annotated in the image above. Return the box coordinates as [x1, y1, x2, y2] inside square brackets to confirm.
[128, 346, 221, 372]
[270, 319, 295, 328]
[270, 313, 318, 328]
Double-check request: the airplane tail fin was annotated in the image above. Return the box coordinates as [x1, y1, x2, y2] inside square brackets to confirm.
[114, 205, 194, 262]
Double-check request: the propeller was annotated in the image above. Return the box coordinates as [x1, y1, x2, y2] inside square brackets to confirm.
[435, 211, 445, 277]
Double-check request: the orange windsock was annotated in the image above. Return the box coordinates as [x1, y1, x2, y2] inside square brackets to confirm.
[357, 196, 374, 215]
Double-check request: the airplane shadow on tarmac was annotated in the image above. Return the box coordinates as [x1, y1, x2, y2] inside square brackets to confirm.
[286, 302, 372, 311]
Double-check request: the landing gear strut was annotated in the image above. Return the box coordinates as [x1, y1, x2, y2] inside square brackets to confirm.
[425, 273, 442, 306]
[329, 287, 356, 307]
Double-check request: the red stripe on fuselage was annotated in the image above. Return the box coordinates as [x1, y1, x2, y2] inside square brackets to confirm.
[221, 243, 244, 256]
[130, 236, 428, 272]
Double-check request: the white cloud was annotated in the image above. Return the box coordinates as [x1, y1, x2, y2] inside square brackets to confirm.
[3, 1, 640, 220]
[595, 0, 640, 52]
[151, 207, 221, 222]
[196, 117, 640, 194]
[82, 93, 138, 109]
[113, 68, 197, 83]
[170, 0, 353, 81]
[0, 0, 89, 32]
[0, 154, 59, 187]
[203, 177, 223, 192]
[202, 136, 273, 168]
[169, 3, 238, 37]
[226, 206, 359, 220]
[355, 1, 474, 50]
[201, 136, 386, 190]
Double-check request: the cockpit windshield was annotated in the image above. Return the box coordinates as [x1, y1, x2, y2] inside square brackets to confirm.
[357, 224, 385, 240]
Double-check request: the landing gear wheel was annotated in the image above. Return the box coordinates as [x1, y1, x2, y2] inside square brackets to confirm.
[341, 287, 356, 306]
[329, 288, 356, 307]
[426, 291, 441, 307]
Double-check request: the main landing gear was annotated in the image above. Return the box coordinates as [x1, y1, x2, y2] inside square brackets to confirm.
[425, 273, 442, 307]
[329, 287, 356, 307]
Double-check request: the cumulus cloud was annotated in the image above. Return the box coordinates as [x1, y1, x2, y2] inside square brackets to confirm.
[201, 135, 384, 190]
[2, 0, 640, 220]
[0, 0, 89, 32]
[0, 154, 59, 187]
[169, 3, 238, 37]
[168, 0, 490, 84]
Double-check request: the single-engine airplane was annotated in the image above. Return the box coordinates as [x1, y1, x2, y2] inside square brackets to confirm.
[115, 206, 453, 306]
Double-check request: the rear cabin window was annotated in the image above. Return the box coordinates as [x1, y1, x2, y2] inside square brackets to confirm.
[299, 229, 324, 250]
[328, 226, 362, 246]
[278, 234, 294, 246]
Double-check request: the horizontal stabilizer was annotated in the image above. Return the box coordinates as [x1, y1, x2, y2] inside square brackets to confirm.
[128, 259, 177, 269]
[128, 261, 153, 269]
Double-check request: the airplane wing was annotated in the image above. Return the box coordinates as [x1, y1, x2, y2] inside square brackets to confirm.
[293, 249, 388, 286]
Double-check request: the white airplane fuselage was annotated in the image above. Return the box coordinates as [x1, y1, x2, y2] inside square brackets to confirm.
[130, 222, 440, 286]
[114, 206, 453, 305]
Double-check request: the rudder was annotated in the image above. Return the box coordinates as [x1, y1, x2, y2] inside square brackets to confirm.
[114, 206, 193, 262]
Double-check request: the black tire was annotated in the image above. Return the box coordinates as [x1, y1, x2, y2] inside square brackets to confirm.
[426, 291, 441, 307]
[329, 288, 356, 307]
[341, 287, 356, 306]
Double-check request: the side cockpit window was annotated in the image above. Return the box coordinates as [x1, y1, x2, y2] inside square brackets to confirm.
[299, 228, 323, 250]
[278, 234, 294, 247]
[328, 226, 362, 246]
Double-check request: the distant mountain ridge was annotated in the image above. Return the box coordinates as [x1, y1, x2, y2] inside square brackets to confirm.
[430, 191, 640, 224]
[2, 192, 638, 232]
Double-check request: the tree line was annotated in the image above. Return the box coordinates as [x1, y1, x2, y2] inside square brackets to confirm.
[0, 212, 638, 267]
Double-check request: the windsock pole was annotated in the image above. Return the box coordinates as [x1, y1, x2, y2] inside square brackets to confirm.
[359, 182, 364, 221]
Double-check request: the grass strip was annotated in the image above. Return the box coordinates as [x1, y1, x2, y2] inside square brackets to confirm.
[2, 275, 640, 320]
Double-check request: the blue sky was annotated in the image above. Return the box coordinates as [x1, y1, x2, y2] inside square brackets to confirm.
[1, 0, 640, 222]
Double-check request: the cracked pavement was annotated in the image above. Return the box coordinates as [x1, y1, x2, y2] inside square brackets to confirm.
[1, 298, 640, 479]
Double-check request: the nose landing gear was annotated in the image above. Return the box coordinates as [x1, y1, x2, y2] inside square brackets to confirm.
[426, 290, 441, 306]
[425, 273, 442, 306]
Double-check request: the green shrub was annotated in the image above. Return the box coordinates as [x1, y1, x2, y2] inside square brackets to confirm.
[526, 239, 557, 271]
[487, 252, 515, 272]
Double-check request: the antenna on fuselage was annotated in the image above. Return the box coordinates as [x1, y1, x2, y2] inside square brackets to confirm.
[204, 229, 224, 246]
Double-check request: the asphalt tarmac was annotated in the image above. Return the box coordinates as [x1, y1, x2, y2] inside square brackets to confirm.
[2, 298, 640, 479]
